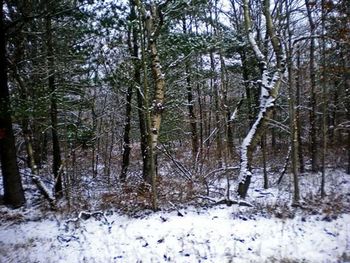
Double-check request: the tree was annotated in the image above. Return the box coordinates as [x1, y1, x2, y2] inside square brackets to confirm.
[320, 0, 327, 198]
[237, 0, 285, 198]
[305, 0, 318, 173]
[46, 1, 63, 198]
[0, 0, 25, 208]
[285, 0, 300, 203]
[120, 0, 137, 182]
[182, 16, 199, 160]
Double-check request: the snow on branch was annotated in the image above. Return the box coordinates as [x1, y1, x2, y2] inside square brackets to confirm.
[247, 31, 266, 65]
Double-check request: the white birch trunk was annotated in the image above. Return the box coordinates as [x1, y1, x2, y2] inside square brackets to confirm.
[238, 0, 285, 198]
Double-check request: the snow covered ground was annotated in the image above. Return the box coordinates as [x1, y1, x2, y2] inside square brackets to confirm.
[1, 169, 350, 262]
[0, 205, 349, 262]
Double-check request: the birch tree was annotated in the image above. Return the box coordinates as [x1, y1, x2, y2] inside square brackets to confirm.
[135, 0, 168, 209]
[237, 0, 285, 198]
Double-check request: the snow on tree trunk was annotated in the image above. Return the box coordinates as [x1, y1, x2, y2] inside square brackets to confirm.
[145, 5, 165, 152]
[238, 0, 285, 198]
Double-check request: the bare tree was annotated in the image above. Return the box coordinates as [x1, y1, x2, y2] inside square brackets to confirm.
[305, 0, 318, 173]
[237, 0, 285, 198]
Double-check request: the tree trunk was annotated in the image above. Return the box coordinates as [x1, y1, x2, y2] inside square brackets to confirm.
[146, 4, 167, 210]
[46, 8, 63, 198]
[183, 18, 198, 160]
[261, 136, 268, 189]
[120, 4, 137, 182]
[320, 0, 327, 197]
[238, 0, 285, 198]
[120, 85, 132, 182]
[220, 53, 234, 159]
[239, 50, 253, 127]
[344, 43, 350, 174]
[145, 7, 165, 153]
[305, 0, 318, 172]
[196, 69, 204, 172]
[136, 0, 166, 210]
[132, 9, 149, 181]
[210, 51, 223, 166]
[10, 47, 55, 207]
[186, 64, 199, 160]
[286, 0, 300, 203]
[137, 80, 150, 182]
[0, 3, 25, 207]
[295, 47, 305, 173]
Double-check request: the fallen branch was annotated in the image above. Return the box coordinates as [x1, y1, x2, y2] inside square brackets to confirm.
[277, 145, 292, 185]
[29, 174, 56, 209]
[214, 199, 254, 207]
[195, 195, 254, 208]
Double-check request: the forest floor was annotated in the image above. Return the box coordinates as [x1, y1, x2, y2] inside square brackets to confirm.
[0, 168, 350, 263]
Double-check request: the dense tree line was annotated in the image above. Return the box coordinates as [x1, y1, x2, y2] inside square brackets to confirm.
[1, 0, 349, 209]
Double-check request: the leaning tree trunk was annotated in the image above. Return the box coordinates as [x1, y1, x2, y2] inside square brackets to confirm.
[237, 0, 285, 198]
[0, 2, 25, 207]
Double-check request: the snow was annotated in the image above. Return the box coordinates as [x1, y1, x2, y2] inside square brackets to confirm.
[1, 204, 349, 262]
[248, 31, 265, 63]
[238, 67, 282, 185]
[1, 167, 350, 263]
[229, 107, 238, 121]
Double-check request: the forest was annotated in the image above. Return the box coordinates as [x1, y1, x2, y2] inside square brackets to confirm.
[0, 0, 349, 262]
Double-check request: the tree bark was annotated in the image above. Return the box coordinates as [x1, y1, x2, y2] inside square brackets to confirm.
[137, 80, 150, 182]
[261, 136, 268, 189]
[120, 93, 133, 182]
[238, 0, 285, 198]
[286, 0, 300, 203]
[46, 7, 63, 198]
[136, 0, 166, 210]
[209, 51, 223, 166]
[305, 0, 318, 172]
[146, 7, 165, 154]
[220, 53, 234, 159]
[295, 47, 305, 173]
[320, 0, 327, 197]
[132, 0, 149, 182]
[0, 2, 25, 207]
[120, 1, 137, 182]
[344, 42, 350, 174]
